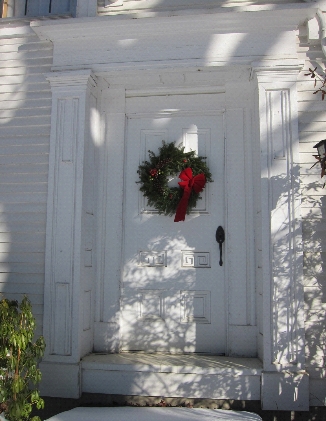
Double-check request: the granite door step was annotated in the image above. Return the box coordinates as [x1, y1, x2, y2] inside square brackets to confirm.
[45, 407, 262, 421]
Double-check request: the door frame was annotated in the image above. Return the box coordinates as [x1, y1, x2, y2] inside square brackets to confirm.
[94, 72, 257, 357]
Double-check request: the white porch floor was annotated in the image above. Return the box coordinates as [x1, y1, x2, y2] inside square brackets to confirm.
[45, 407, 262, 421]
[81, 353, 263, 400]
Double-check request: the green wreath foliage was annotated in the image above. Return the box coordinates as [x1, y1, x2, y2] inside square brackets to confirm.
[137, 142, 213, 216]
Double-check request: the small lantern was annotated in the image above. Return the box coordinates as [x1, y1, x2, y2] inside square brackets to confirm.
[313, 139, 326, 177]
[314, 139, 326, 159]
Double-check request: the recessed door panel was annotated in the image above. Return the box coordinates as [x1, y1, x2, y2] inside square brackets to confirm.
[121, 95, 225, 354]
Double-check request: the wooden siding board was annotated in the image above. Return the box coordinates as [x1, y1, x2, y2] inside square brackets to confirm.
[301, 208, 324, 220]
[0, 263, 45, 274]
[301, 185, 326, 197]
[0, 135, 50, 145]
[0, 49, 54, 61]
[0, 67, 52, 78]
[0, 153, 49, 164]
[298, 101, 326, 112]
[0, 107, 51, 118]
[0, 273, 45, 283]
[303, 275, 326, 288]
[0, 192, 48, 203]
[0, 183, 47, 193]
[0, 90, 51, 101]
[0, 173, 48, 183]
[0, 57, 53, 69]
[0, 73, 49, 85]
[0, 231, 45, 242]
[0, 162, 49, 169]
[299, 111, 326, 123]
[0, 37, 43, 46]
[0, 221, 46, 231]
[0, 282, 44, 294]
[0, 202, 47, 212]
[298, 131, 326, 144]
[0, 82, 51, 94]
[0, 99, 52, 110]
[0, 74, 50, 85]
[299, 121, 326, 132]
[0, 144, 50, 154]
[0, 242, 46, 253]
[298, 35, 326, 383]
[0, 22, 51, 332]
[300, 142, 319, 154]
[0, 252, 45, 264]
[0, 212, 46, 223]
[0, 115, 51, 126]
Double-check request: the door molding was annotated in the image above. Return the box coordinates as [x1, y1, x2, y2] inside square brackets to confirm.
[95, 77, 257, 357]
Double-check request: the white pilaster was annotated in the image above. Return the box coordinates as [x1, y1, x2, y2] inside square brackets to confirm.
[225, 79, 257, 358]
[252, 64, 308, 410]
[40, 70, 97, 398]
[94, 86, 126, 352]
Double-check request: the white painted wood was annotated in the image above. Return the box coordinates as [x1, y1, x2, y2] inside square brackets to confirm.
[261, 372, 309, 411]
[44, 407, 263, 421]
[39, 361, 81, 399]
[94, 86, 125, 353]
[252, 66, 307, 409]
[83, 370, 261, 400]
[80, 90, 98, 357]
[297, 31, 326, 405]
[0, 22, 52, 331]
[43, 70, 97, 366]
[253, 66, 304, 369]
[31, 8, 316, 73]
[96, 72, 258, 358]
[82, 353, 262, 400]
[120, 94, 225, 354]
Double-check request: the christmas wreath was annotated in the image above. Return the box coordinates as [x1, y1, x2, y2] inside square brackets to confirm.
[137, 142, 213, 222]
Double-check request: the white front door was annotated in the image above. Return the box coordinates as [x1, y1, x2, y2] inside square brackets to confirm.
[121, 93, 225, 354]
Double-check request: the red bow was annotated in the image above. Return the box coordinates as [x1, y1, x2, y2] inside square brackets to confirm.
[174, 168, 206, 222]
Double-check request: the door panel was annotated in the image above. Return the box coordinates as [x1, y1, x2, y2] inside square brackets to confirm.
[121, 95, 225, 354]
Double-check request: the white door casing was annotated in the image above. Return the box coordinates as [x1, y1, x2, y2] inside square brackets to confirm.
[94, 80, 257, 357]
[120, 93, 226, 354]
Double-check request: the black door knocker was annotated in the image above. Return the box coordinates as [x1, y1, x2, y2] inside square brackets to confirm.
[215, 226, 225, 266]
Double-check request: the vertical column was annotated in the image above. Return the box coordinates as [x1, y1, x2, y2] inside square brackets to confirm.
[225, 80, 257, 357]
[225, 103, 257, 357]
[40, 70, 97, 398]
[94, 86, 125, 352]
[252, 65, 308, 410]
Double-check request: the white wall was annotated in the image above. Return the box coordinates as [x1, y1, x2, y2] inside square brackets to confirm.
[0, 21, 52, 337]
[297, 25, 326, 406]
[1, 5, 326, 407]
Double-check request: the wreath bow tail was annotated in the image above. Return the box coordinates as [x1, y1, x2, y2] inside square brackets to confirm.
[174, 168, 206, 222]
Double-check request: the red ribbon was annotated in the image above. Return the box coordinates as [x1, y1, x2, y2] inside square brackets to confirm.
[174, 167, 206, 222]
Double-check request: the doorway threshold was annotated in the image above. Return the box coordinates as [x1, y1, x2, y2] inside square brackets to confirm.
[81, 353, 262, 400]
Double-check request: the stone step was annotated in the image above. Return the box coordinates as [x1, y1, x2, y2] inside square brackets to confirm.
[81, 353, 262, 400]
[45, 407, 263, 421]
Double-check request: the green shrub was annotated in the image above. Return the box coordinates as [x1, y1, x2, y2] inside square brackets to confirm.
[0, 296, 45, 421]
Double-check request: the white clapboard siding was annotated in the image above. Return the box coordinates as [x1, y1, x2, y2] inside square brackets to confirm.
[0, 21, 52, 333]
[297, 28, 326, 382]
[0, 212, 46, 223]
